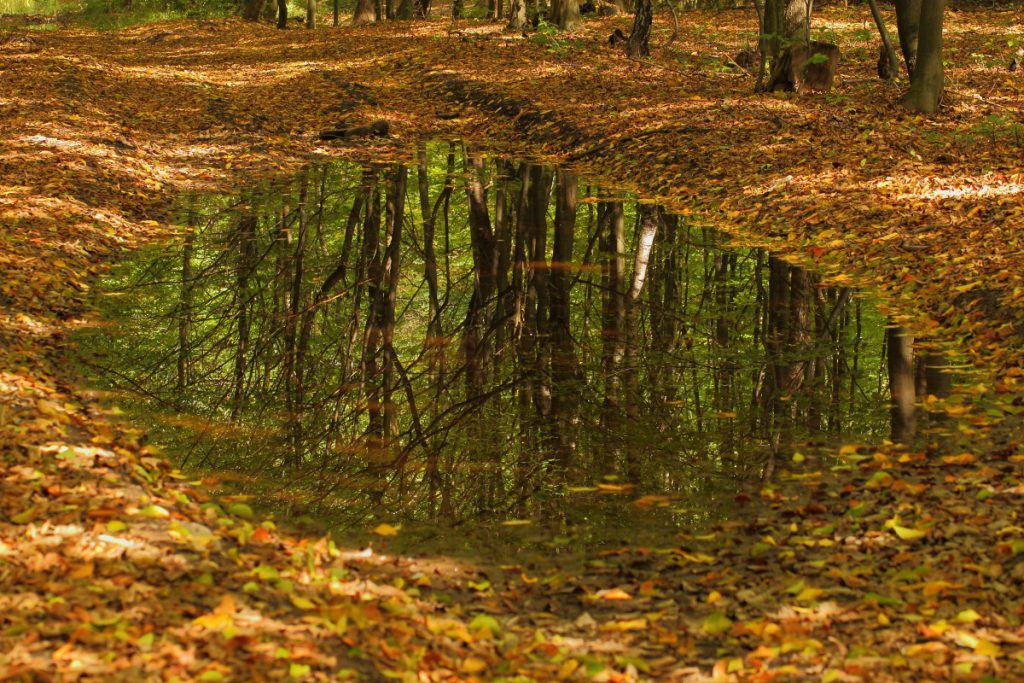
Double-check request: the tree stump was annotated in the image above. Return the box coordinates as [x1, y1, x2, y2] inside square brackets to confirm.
[767, 41, 840, 93]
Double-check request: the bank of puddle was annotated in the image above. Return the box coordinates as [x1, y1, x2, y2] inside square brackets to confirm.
[75, 141, 966, 564]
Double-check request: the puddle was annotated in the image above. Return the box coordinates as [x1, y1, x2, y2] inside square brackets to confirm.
[75, 141, 958, 561]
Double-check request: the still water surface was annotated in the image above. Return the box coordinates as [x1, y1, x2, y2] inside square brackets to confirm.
[77, 142, 954, 559]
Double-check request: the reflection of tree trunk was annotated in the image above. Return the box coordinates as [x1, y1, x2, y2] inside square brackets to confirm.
[381, 166, 407, 441]
[787, 266, 812, 395]
[231, 210, 258, 422]
[176, 202, 196, 406]
[887, 324, 916, 443]
[599, 201, 626, 411]
[284, 172, 309, 467]
[462, 150, 496, 395]
[549, 169, 578, 469]
[622, 203, 659, 482]
[361, 172, 385, 447]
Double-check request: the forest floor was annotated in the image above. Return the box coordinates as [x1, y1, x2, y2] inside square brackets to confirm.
[2, 5, 1024, 681]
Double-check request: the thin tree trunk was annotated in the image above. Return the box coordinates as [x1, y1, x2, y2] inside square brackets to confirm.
[176, 204, 196, 405]
[902, 0, 944, 112]
[894, 0, 921, 76]
[866, 0, 900, 80]
[625, 0, 652, 58]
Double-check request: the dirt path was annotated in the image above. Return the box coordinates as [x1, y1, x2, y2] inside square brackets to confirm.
[2, 9, 1024, 681]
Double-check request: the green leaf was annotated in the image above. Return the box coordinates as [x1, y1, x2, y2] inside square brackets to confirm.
[701, 611, 733, 635]
[469, 614, 502, 637]
[138, 504, 170, 518]
[228, 503, 254, 520]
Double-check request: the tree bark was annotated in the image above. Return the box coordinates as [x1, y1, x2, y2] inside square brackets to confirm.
[242, 0, 266, 21]
[625, 0, 651, 58]
[902, 0, 944, 113]
[866, 0, 900, 80]
[276, 0, 287, 28]
[894, 0, 921, 76]
[887, 325, 916, 443]
[353, 0, 376, 24]
[551, 0, 581, 30]
[306, 0, 316, 27]
[507, 0, 527, 29]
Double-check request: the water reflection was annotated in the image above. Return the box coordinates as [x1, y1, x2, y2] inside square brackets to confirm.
[79, 142, 952, 553]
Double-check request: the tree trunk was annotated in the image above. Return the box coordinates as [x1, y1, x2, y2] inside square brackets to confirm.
[551, 0, 581, 30]
[353, 0, 376, 24]
[242, 0, 266, 21]
[507, 0, 527, 29]
[894, 0, 921, 76]
[276, 0, 287, 28]
[887, 325, 916, 443]
[396, 0, 413, 19]
[176, 206, 196, 406]
[231, 212, 258, 422]
[866, 0, 900, 80]
[625, 0, 651, 58]
[901, 0, 944, 112]
[306, 0, 316, 27]
[381, 166, 407, 440]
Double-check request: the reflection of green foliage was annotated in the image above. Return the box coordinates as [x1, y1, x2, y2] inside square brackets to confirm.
[76, 143, 892, 552]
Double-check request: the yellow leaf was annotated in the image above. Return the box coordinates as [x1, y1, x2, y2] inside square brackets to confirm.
[557, 659, 579, 680]
[892, 524, 927, 541]
[594, 588, 632, 601]
[372, 523, 400, 537]
[462, 657, 487, 674]
[795, 586, 825, 602]
[290, 595, 316, 610]
[957, 609, 982, 623]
